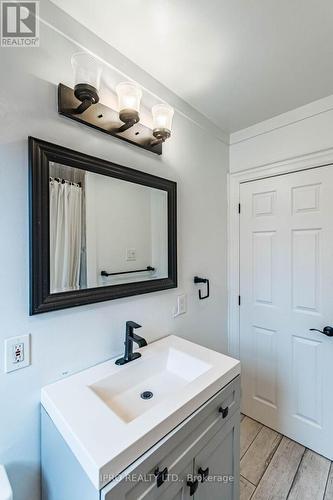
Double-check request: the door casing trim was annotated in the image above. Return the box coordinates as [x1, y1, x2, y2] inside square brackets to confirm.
[228, 146, 333, 358]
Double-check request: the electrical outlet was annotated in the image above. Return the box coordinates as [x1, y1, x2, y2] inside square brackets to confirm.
[13, 343, 24, 362]
[4, 334, 31, 373]
[126, 248, 136, 261]
[174, 294, 187, 317]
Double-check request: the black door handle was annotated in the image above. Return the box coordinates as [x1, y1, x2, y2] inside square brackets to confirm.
[219, 406, 229, 418]
[155, 467, 168, 487]
[198, 466, 209, 483]
[310, 326, 333, 337]
[187, 478, 199, 496]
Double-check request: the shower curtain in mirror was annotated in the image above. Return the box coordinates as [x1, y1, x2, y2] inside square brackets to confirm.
[49, 179, 82, 293]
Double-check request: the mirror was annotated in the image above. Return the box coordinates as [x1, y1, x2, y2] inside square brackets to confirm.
[49, 162, 168, 292]
[29, 138, 177, 314]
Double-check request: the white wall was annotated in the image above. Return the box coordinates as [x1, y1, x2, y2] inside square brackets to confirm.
[0, 3, 228, 500]
[230, 94, 333, 173]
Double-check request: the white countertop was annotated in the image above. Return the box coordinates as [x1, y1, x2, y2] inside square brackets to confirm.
[41, 335, 240, 489]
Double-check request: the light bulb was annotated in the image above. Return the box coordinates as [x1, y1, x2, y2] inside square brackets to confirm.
[71, 52, 102, 91]
[116, 82, 142, 123]
[152, 103, 174, 141]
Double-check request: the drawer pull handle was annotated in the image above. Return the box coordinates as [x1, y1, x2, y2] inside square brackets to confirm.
[187, 478, 199, 496]
[198, 466, 209, 483]
[154, 466, 168, 488]
[219, 406, 229, 418]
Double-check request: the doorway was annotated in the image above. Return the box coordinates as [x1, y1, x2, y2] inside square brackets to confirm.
[239, 165, 333, 459]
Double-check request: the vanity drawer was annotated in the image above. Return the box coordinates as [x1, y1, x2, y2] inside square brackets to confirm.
[101, 376, 240, 499]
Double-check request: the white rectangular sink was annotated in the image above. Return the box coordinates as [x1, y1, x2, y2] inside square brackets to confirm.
[41, 335, 240, 489]
[90, 347, 211, 423]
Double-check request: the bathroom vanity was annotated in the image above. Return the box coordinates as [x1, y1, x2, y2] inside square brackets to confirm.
[41, 335, 240, 499]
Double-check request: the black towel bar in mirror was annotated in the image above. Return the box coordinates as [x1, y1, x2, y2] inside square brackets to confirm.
[101, 266, 155, 277]
[194, 276, 210, 300]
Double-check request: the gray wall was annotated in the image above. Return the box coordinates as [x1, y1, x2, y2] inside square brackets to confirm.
[0, 3, 228, 499]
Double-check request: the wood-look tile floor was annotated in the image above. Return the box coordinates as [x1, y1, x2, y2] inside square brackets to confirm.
[240, 415, 333, 500]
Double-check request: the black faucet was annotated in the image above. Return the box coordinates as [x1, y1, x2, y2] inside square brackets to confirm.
[115, 321, 147, 365]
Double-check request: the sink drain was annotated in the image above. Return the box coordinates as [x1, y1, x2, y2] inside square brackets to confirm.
[141, 391, 153, 400]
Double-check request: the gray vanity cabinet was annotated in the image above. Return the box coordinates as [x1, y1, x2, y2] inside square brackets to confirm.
[102, 376, 240, 500]
[103, 412, 239, 500]
[194, 417, 239, 500]
[42, 376, 240, 500]
[103, 456, 193, 500]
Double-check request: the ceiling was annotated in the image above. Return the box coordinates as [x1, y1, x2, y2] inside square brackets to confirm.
[52, 0, 333, 133]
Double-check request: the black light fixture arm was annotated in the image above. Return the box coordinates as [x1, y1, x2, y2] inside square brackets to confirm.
[115, 109, 140, 133]
[194, 276, 210, 300]
[73, 83, 99, 114]
[150, 137, 164, 147]
[151, 128, 171, 147]
[74, 99, 93, 114]
[116, 118, 139, 133]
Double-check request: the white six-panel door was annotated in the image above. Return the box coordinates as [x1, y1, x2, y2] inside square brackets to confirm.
[240, 165, 333, 459]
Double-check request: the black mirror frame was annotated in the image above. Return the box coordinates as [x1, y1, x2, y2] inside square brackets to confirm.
[29, 137, 177, 315]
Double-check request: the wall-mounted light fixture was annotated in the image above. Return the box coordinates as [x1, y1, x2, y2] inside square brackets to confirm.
[58, 52, 174, 155]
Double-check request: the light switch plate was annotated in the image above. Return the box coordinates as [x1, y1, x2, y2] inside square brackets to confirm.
[126, 248, 136, 261]
[4, 334, 31, 373]
[174, 294, 187, 317]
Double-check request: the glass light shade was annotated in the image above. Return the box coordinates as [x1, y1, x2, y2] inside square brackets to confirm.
[71, 52, 102, 91]
[116, 82, 142, 113]
[152, 103, 174, 132]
